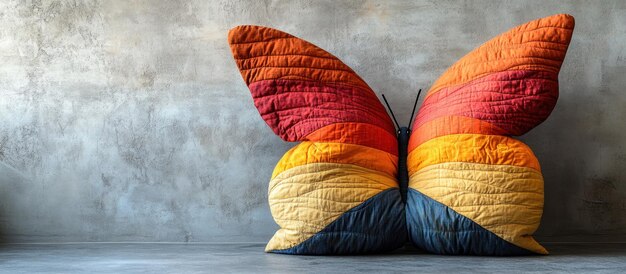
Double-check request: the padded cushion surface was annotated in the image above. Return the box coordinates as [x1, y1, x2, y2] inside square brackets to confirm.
[228, 14, 575, 255]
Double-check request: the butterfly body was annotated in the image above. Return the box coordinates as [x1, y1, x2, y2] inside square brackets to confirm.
[397, 126, 410, 203]
[228, 14, 575, 255]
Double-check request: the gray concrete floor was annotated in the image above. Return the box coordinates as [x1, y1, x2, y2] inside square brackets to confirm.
[0, 243, 625, 273]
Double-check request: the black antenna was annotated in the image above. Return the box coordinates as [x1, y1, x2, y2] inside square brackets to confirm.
[407, 89, 422, 130]
[381, 94, 400, 130]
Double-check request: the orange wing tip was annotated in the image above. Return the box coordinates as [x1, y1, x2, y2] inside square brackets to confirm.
[227, 25, 293, 45]
[542, 13, 575, 28]
[425, 13, 576, 99]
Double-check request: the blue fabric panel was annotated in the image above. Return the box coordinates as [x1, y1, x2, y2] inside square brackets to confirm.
[271, 188, 406, 255]
[406, 188, 534, 255]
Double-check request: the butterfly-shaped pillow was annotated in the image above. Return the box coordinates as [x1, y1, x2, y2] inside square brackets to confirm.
[228, 14, 574, 255]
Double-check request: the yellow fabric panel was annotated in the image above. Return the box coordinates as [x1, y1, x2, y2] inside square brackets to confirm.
[409, 161, 547, 254]
[266, 162, 397, 251]
[407, 134, 540, 176]
[272, 141, 398, 179]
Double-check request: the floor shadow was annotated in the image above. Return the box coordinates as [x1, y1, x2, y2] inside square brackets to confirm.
[543, 243, 626, 256]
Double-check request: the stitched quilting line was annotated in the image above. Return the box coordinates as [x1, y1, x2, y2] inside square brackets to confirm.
[411, 176, 543, 196]
[251, 86, 377, 103]
[427, 72, 558, 90]
[417, 109, 554, 122]
[421, 92, 558, 107]
[269, 162, 397, 194]
[427, 69, 560, 99]
[263, 103, 391, 127]
[239, 65, 357, 74]
[419, 94, 558, 112]
[229, 36, 296, 45]
[411, 162, 542, 174]
[285, 118, 395, 141]
[235, 53, 340, 61]
[421, 88, 558, 105]
[303, 122, 398, 143]
[426, 70, 558, 92]
[410, 178, 540, 194]
[478, 35, 572, 50]
[237, 59, 351, 72]
[250, 78, 378, 97]
[270, 183, 393, 195]
[271, 174, 396, 193]
[489, 42, 569, 52]
[262, 114, 394, 138]
[249, 78, 372, 97]
[408, 156, 541, 174]
[455, 49, 568, 65]
[436, 44, 568, 73]
[415, 185, 543, 206]
[432, 56, 564, 81]
[408, 156, 539, 173]
[417, 101, 558, 118]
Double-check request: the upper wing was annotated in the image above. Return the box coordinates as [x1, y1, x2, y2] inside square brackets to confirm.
[228, 26, 404, 254]
[406, 14, 575, 255]
[229, 25, 396, 142]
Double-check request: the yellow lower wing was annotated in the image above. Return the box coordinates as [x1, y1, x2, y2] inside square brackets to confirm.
[267, 141, 400, 252]
[407, 133, 547, 254]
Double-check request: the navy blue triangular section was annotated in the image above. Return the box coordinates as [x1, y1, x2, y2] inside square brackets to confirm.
[270, 188, 407, 255]
[406, 188, 535, 255]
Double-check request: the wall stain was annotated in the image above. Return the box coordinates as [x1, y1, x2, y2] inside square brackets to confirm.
[579, 177, 626, 233]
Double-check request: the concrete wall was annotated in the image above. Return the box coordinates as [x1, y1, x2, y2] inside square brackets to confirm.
[0, 0, 624, 243]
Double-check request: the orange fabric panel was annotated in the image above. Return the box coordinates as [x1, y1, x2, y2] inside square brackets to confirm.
[408, 116, 508, 151]
[304, 123, 398, 156]
[407, 134, 540, 176]
[426, 14, 574, 99]
[228, 25, 369, 90]
[272, 142, 398, 179]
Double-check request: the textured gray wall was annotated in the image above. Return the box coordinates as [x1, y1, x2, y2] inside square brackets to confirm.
[0, 0, 624, 243]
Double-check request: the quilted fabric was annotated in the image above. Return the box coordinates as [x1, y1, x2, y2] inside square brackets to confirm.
[406, 14, 575, 255]
[227, 13, 575, 255]
[228, 25, 405, 254]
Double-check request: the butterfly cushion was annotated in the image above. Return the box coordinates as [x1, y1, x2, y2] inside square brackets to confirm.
[228, 14, 574, 255]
